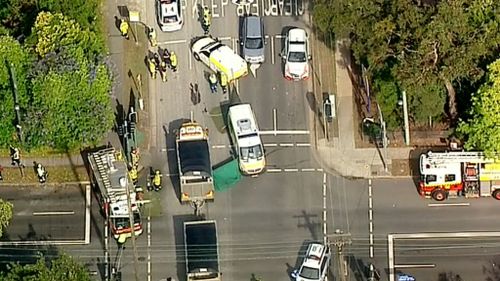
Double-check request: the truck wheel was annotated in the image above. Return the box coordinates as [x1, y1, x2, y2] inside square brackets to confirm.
[431, 189, 447, 201]
[193, 52, 200, 61]
[492, 189, 500, 200]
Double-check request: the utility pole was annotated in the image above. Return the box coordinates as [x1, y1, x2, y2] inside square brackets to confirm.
[328, 230, 352, 281]
[6, 60, 23, 143]
[401, 90, 410, 146]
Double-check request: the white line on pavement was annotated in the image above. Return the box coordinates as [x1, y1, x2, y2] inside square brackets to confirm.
[428, 202, 470, 207]
[279, 143, 294, 147]
[283, 168, 299, 172]
[219, 36, 232, 41]
[212, 145, 227, 149]
[275, 34, 284, 39]
[271, 36, 275, 64]
[147, 216, 151, 281]
[264, 143, 278, 147]
[260, 130, 310, 135]
[273, 108, 277, 135]
[301, 168, 316, 172]
[395, 264, 436, 269]
[323, 173, 327, 246]
[32, 211, 75, 216]
[267, 168, 282, 172]
[85, 185, 90, 244]
[158, 39, 187, 45]
[296, 143, 311, 147]
[0, 240, 86, 246]
[388, 234, 395, 281]
[368, 179, 374, 258]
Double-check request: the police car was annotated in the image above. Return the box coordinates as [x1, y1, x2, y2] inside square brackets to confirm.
[295, 243, 331, 281]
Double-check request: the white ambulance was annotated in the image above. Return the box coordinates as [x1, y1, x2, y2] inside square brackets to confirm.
[227, 103, 265, 175]
[191, 36, 248, 82]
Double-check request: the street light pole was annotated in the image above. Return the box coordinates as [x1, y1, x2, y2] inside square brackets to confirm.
[402, 91, 410, 146]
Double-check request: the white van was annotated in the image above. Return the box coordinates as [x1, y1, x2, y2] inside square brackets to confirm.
[227, 104, 265, 175]
[191, 36, 248, 82]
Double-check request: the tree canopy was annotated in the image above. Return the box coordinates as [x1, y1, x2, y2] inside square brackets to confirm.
[314, 0, 500, 126]
[0, 198, 13, 238]
[457, 59, 500, 157]
[0, 10, 113, 150]
[1, 254, 92, 281]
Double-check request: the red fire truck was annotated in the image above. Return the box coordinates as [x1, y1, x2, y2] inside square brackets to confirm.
[419, 151, 500, 201]
[88, 147, 143, 239]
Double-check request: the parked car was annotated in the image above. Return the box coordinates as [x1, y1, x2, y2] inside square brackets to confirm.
[240, 16, 265, 64]
[156, 0, 183, 32]
[281, 28, 311, 81]
[295, 243, 331, 281]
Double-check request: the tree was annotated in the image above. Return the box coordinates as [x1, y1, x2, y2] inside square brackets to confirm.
[21, 12, 113, 150]
[457, 59, 500, 157]
[324, 0, 500, 123]
[1, 254, 91, 281]
[0, 198, 13, 238]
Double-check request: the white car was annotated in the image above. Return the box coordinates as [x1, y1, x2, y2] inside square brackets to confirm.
[156, 0, 183, 32]
[295, 243, 331, 281]
[281, 28, 311, 81]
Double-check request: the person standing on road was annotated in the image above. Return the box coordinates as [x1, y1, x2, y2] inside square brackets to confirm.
[209, 73, 218, 93]
[148, 26, 157, 47]
[148, 56, 157, 79]
[119, 19, 129, 39]
[36, 163, 48, 183]
[202, 7, 211, 34]
[169, 51, 178, 72]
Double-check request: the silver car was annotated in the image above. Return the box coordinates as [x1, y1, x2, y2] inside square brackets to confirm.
[240, 16, 265, 64]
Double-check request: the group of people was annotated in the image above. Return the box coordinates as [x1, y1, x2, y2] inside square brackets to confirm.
[209, 72, 228, 94]
[148, 48, 178, 82]
[2, 147, 48, 183]
[127, 147, 162, 192]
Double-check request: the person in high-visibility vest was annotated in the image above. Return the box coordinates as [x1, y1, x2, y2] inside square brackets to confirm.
[130, 148, 140, 168]
[119, 19, 129, 39]
[148, 27, 157, 47]
[202, 7, 211, 34]
[117, 233, 128, 245]
[169, 51, 178, 72]
[152, 170, 162, 191]
[209, 73, 218, 93]
[220, 72, 228, 93]
[129, 167, 138, 183]
[148, 57, 157, 79]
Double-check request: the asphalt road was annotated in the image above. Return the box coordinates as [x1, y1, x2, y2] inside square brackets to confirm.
[0, 184, 87, 241]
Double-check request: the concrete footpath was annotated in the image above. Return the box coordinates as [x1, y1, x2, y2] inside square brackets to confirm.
[310, 38, 413, 179]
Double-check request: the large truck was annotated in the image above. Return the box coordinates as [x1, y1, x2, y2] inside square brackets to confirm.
[419, 151, 500, 201]
[176, 121, 215, 203]
[88, 147, 143, 239]
[184, 220, 221, 281]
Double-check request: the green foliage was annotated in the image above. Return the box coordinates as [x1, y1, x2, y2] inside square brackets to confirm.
[38, 0, 102, 32]
[373, 76, 400, 130]
[457, 59, 500, 157]
[325, 0, 500, 122]
[0, 36, 33, 145]
[312, 0, 334, 34]
[1, 254, 91, 281]
[0, 198, 13, 238]
[31, 11, 104, 60]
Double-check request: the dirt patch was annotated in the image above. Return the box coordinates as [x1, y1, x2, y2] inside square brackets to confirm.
[0, 165, 89, 184]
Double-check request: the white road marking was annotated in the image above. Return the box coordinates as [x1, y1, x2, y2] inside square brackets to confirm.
[267, 168, 282, 172]
[275, 34, 284, 39]
[33, 211, 75, 216]
[395, 264, 436, 269]
[283, 168, 299, 172]
[158, 39, 187, 45]
[323, 173, 327, 246]
[147, 216, 151, 281]
[271, 35, 275, 64]
[0, 240, 87, 246]
[273, 108, 277, 135]
[368, 179, 374, 258]
[263, 143, 278, 147]
[85, 185, 90, 244]
[279, 143, 294, 147]
[219, 36, 232, 41]
[301, 168, 315, 172]
[212, 145, 227, 148]
[296, 143, 311, 147]
[388, 231, 500, 281]
[260, 130, 310, 135]
[428, 202, 470, 207]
